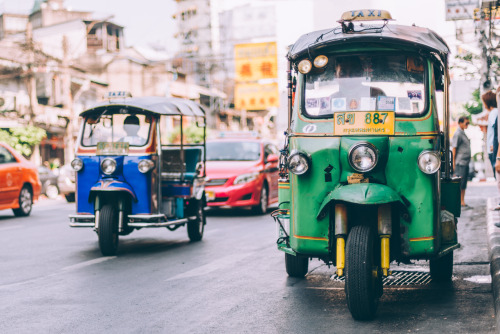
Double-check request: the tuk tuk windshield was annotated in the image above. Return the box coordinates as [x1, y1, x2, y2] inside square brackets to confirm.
[304, 54, 426, 117]
[81, 112, 151, 147]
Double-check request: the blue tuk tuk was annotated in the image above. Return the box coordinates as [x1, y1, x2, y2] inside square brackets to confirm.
[69, 94, 207, 255]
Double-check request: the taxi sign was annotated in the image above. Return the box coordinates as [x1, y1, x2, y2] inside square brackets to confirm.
[104, 91, 132, 99]
[340, 9, 393, 22]
[334, 111, 395, 136]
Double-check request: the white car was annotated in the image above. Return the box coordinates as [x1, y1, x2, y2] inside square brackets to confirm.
[57, 164, 75, 202]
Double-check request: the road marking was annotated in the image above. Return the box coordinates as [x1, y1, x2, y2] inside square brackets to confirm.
[166, 252, 252, 281]
[0, 256, 116, 290]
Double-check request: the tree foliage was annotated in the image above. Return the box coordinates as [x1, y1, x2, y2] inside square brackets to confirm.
[0, 126, 46, 157]
[463, 89, 483, 115]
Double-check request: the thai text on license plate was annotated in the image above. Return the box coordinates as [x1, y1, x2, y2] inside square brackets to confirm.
[333, 111, 395, 136]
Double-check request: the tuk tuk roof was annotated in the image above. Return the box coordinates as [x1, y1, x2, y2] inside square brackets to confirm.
[80, 96, 206, 117]
[288, 24, 450, 61]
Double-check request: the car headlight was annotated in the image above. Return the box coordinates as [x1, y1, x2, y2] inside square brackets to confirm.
[349, 143, 378, 172]
[71, 158, 83, 172]
[101, 158, 117, 175]
[418, 151, 441, 174]
[288, 152, 310, 175]
[138, 159, 155, 173]
[234, 172, 259, 185]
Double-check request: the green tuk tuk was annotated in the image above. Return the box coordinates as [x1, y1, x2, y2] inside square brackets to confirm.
[274, 9, 460, 320]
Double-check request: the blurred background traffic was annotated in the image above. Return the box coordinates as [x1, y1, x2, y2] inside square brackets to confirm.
[0, 0, 498, 205]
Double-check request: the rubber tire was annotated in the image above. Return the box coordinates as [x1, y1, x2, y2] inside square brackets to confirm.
[345, 225, 382, 320]
[13, 186, 33, 217]
[65, 193, 75, 203]
[187, 199, 205, 242]
[252, 185, 268, 215]
[285, 253, 309, 278]
[430, 251, 453, 282]
[45, 184, 59, 199]
[98, 204, 119, 256]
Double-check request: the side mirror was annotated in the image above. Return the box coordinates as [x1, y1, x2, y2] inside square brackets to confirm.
[266, 154, 279, 163]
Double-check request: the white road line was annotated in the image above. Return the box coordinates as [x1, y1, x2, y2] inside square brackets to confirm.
[0, 256, 116, 290]
[166, 252, 253, 281]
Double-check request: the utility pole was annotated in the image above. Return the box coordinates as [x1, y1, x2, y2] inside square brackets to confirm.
[62, 35, 74, 164]
[25, 22, 41, 165]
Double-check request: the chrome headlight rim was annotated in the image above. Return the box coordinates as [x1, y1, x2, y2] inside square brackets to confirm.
[101, 158, 117, 175]
[138, 159, 155, 173]
[417, 150, 441, 174]
[71, 158, 84, 172]
[287, 151, 311, 175]
[348, 142, 379, 173]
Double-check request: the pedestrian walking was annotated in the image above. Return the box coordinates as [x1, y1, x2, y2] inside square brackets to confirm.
[451, 115, 471, 208]
[484, 91, 498, 176]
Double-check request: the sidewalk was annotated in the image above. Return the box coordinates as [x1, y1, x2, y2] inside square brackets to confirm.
[487, 196, 500, 331]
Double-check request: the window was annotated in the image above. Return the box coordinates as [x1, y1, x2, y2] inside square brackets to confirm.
[0, 147, 16, 164]
[304, 54, 426, 117]
[206, 142, 261, 161]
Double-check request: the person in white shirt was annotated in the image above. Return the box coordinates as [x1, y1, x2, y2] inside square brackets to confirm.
[483, 90, 498, 176]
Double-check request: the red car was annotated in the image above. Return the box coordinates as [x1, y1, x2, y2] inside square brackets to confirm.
[0, 143, 41, 216]
[205, 138, 279, 214]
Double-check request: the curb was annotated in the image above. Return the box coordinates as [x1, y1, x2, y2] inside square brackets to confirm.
[486, 197, 500, 332]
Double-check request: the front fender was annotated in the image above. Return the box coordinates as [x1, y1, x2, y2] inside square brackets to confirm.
[316, 183, 407, 219]
[90, 179, 137, 202]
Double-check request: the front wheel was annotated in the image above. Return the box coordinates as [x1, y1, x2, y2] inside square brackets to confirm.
[187, 198, 205, 242]
[13, 186, 33, 217]
[65, 193, 75, 203]
[430, 251, 453, 282]
[285, 253, 309, 278]
[98, 204, 119, 256]
[252, 185, 268, 215]
[345, 225, 382, 320]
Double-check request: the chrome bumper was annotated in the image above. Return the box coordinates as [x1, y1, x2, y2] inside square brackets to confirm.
[69, 214, 95, 227]
[69, 214, 194, 228]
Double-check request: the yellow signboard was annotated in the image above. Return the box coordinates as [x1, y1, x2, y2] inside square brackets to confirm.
[235, 83, 279, 110]
[234, 42, 278, 82]
[334, 111, 395, 136]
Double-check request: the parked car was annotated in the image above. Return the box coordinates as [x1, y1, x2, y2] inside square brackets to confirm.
[205, 137, 279, 214]
[37, 166, 59, 199]
[0, 142, 41, 216]
[57, 164, 75, 202]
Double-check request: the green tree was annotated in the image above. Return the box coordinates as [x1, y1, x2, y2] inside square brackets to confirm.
[168, 125, 207, 144]
[0, 126, 46, 157]
[463, 89, 483, 116]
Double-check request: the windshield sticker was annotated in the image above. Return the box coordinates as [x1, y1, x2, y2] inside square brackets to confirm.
[96, 142, 129, 155]
[331, 98, 346, 111]
[360, 97, 376, 110]
[349, 99, 359, 110]
[377, 96, 396, 111]
[320, 97, 331, 112]
[398, 97, 411, 111]
[412, 102, 421, 113]
[407, 90, 422, 100]
[303, 124, 317, 133]
[306, 98, 319, 108]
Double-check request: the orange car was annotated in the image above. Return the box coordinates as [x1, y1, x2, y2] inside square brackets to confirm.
[0, 143, 41, 216]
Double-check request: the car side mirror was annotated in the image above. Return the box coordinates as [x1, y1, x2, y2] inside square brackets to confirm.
[266, 154, 279, 163]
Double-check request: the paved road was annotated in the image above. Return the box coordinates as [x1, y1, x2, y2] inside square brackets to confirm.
[0, 184, 497, 333]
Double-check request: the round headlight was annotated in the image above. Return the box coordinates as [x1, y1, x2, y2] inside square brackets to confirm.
[288, 152, 310, 175]
[101, 158, 117, 175]
[314, 55, 329, 68]
[138, 159, 155, 173]
[349, 143, 378, 172]
[298, 59, 312, 74]
[71, 158, 83, 172]
[418, 151, 441, 174]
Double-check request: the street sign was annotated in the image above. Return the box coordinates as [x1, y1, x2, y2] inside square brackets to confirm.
[234, 42, 278, 82]
[234, 83, 279, 110]
[445, 0, 477, 20]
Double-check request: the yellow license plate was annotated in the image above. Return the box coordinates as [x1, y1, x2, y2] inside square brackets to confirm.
[206, 191, 216, 201]
[334, 111, 395, 136]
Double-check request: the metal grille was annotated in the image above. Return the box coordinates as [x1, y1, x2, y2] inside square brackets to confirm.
[331, 271, 432, 285]
[206, 179, 228, 186]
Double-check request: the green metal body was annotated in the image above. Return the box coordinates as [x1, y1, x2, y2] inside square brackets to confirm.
[278, 45, 460, 263]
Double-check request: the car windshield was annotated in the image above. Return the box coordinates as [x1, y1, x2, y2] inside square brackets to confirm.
[206, 141, 261, 161]
[304, 54, 426, 117]
[81, 112, 151, 147]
